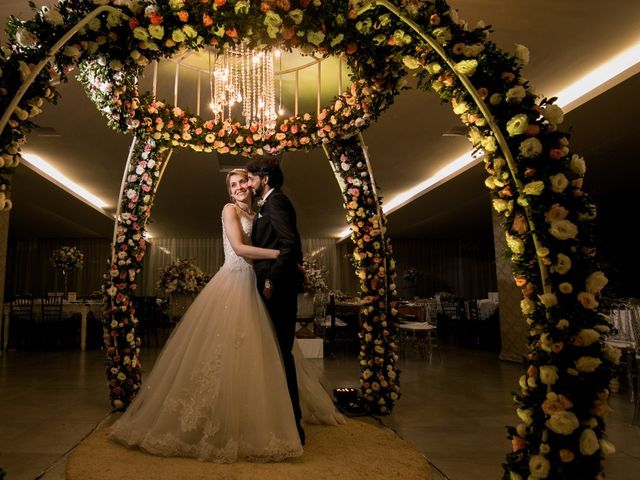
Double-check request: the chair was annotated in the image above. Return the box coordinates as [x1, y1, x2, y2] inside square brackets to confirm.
[40, 294, 67, 349]
[628, 300, 640, 425]
[323, 294, 360, 358]
[439, 295, 463, 342]
[134, 296, 163, 348]
[8, 295, 35, 349]
[459, 298, 482, 348]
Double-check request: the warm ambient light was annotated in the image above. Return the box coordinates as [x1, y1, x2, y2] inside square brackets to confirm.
[336, 42, 640, 240]
[555, 40, 640, 110]
[336, 151, 482, 239]
[21, 153, 109, 210]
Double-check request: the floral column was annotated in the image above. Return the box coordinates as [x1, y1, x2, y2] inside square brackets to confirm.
[103, 136, 170, 410]
[324, 136, 401, 414]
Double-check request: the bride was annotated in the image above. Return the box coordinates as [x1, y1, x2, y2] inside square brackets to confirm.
[109, 169, 344, 462]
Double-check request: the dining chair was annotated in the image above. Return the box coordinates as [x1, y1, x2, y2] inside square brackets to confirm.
[40, 294, 65, 349]
[9, 295, 35, 349]
[628, 300, 640, 425]
[439, 296, 463, 343]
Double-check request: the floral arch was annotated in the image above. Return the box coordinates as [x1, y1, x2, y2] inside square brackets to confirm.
[0, 0, 619, 478]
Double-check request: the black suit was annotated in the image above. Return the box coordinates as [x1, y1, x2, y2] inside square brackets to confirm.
[251, 189, 303, 424]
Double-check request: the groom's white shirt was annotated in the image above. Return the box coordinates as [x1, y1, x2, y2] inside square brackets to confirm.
[258, 188, 275, 218]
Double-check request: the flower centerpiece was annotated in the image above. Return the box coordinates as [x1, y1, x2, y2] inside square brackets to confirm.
[302, 257, 328, 294]
[50, 246, 84, 299]
[157, 258, 210, 320]
[157, 258, 210, 295]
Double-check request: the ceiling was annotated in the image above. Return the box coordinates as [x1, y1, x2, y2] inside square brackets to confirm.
[3, 0, 640, 241]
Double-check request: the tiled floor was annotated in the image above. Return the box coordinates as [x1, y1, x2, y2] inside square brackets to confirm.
[0, 342, 638, 479]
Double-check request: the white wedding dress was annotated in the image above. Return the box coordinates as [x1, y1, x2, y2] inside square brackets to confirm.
[109, 205, 343, 462]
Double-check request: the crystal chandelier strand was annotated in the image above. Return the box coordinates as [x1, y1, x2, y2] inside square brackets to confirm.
[210, 43, 276, 132]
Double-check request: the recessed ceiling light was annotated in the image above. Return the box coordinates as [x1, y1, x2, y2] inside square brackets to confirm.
[21, 152, 110, 212]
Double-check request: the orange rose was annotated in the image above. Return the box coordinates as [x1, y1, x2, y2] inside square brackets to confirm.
[559, 449, 574, 463]
[177, 10, 189, 22]
[148, 12, 163, 25]
[202, 14, 213, 27]
[226, 28, 238, 39]
[215, 0, 227, 6]
[346, 42, 358, 54]
[525, 124, 540, 136]
[511, 436, 525, 452]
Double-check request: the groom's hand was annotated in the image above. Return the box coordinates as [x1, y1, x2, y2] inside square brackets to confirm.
[263, 279, 273, 300]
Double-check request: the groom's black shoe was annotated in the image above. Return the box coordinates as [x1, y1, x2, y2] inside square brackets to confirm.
[296, 421, 306, 446]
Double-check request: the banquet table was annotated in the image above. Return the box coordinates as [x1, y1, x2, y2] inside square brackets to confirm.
[477, 298, 499, 320]
[2, 300, 103, 351]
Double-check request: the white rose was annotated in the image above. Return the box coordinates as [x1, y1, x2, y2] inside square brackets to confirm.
[575, 356, 602, 373]
[529, 454, 550, 479]
[402, 55, 420, 70]
[63, 44, 82, 58]
[542, 104, 564, 125]
[481, 136, 498, 153]
[493, 198, 511, 213]
[516, 408, 533, 425]
[602, 343, 621, 364]
[546, 410, 579, 435]
[559, 282, 573, 294]
[549, 173, 569, 193]
[569, 154, 586, 175]
[549, 220, 578, 240]
[514, 44, 530, 65]
[454, 59, 478, 76]
[519, 138, 543, 158]
[15, 27, 38, 48]
[576, 329, 600, 346]
[506, 85, 527, 102]
[539, 365, 559, 385]
[42, 6, 64, 25]
[579, 429, 600, 456]
[506, 233, 525, 254]
[520, 297, 536, 315]
[585, 271, 608, 294]
[600, 438, 616, 456]
[463, 43, 484, 57]
[553, 253, 572, 274]
[538, 293, 558, 309]
[506, 113, 529, 136]
[523, 180, 544, 195]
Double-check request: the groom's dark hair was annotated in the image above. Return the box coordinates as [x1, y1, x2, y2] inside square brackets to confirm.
[247, 156, 284, 189]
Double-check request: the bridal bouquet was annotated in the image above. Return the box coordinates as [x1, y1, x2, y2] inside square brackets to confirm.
[50, 246, 84, 271]
[157, 258, 210, 295]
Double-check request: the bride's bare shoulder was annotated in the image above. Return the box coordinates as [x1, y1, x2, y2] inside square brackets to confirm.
[222, 203, 239, 220]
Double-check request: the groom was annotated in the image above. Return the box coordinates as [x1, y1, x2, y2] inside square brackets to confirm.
[247, 156, 305, 445]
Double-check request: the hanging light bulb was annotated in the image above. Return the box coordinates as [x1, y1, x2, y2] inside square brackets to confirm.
[278, 106, 285, 116]
[273, 48, 281, 58]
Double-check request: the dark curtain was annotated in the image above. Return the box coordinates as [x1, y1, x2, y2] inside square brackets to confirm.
[5, 238, 111, 299]
[337, 237, 497, 299]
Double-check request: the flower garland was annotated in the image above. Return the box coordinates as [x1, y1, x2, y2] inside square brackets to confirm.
[0, 1, 618, 476]
[157, 258, 210, 295]
[325, 136, 401, 414]
[103, 135, 168, 410]
[51, 245, 84, 270]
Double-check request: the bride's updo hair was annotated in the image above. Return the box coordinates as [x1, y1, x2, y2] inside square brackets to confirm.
[225, 168, 249, 202]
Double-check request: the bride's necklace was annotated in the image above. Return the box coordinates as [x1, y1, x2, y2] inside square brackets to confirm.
[236, 203, 253, 215]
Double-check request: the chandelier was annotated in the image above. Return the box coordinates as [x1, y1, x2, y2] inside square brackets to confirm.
[209, 43, 278, 133]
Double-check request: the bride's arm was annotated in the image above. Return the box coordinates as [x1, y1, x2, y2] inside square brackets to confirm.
[222, 205, 279, 260]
